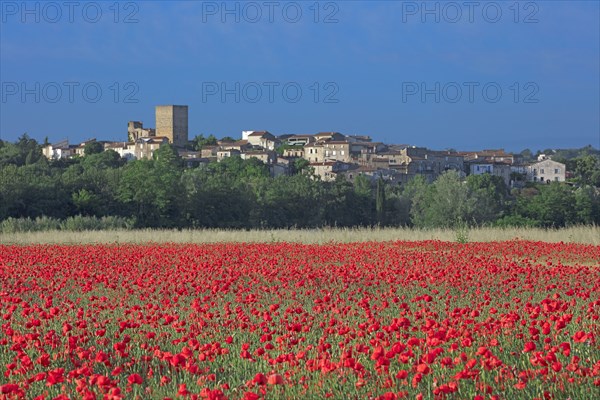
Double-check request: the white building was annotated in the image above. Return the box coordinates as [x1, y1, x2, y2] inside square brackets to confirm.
[42, 140, 74, 160]
[526, 159, 566, 183]
[246, 131, 278, 150]
[104, 142, 136, 161]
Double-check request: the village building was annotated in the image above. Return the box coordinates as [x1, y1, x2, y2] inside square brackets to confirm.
[526, 159, 566, 183]
[42, 140, 74, 160]
[309, 161, 352, 182]
[127, 121, 155, 142]
[217, 149, 241, 161]
[282, 146, 304, 158]
[219, 140, 252, 153]
[241, 150, 277, 165]
[200, 145, 219, 158]
[304, 142, 325, 163]
[468, 161, 512, 186]
[104, 141, 136, 161]
[134, 136, 169, 160]
[245, 131, 279, 150]
[322, 141, 352, 162]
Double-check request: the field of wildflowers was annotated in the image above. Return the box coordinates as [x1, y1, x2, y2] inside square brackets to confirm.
[1, 241, 599, 399]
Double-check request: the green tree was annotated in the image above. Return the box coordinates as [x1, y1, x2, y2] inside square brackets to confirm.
[117, 159, 183, 227]
[192, 134, 218, 150]
[181, 166, 256, 228]
[72, 189, 100, 216]
[395, 176, 428, 227]
[84, 141, 104, 156]
[81, 150, 123, 170]
[353, 175, 374, 225]
[411, 171, 475, 228]
[293, 158, 310, 174]
[321, 178, 358, 227]
[573, 186, 600, 224]
[519, 149, 534, 162]
[0, 163, 70, 220]
[0, 134, 42, 166]
[375, 177, 386, 224]
[154, 144, 182, 168]
[466, 174, 508, 224]
[252, 174, 324, 228]
[574, 155, 600, 186]
[515, 183, 576, 227]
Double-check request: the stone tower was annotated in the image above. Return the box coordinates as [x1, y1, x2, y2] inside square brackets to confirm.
[155, 105, 188, 147]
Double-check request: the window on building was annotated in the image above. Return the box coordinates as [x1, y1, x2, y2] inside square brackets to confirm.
[555, 168, 559, 174]
[341, 151, 345, 155]
[333, 151, 337, 156]
[541, 168, 545, 174]
[555, 177, 558, 181]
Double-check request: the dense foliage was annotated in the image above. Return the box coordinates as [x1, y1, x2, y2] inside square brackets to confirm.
[1, 136, 599, 230]
[1, 242, 599, 399]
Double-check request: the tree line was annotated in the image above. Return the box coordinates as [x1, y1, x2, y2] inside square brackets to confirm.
[1, 135, 599, 230]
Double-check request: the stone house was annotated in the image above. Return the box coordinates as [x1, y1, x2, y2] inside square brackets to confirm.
[241, 150, 277, 165]
[304, 142, 325, 163]
[526, 159, 566, 183]
[220, 140, 253, 152]
[309, 161, 352, 182]
[134, 136, 169, 160]
[459, 149, 521, 165]
[200, 145, 219, 158]
[246, 131, 279, 150]
[282, 146, 305, 158]
[104, 142, 136, 161]
[217, 149, 241, 161]
[322, 141, 351, 162]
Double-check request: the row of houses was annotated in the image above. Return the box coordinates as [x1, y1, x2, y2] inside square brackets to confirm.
[42, 136, 169, 163]
[41, 130, 567, 186]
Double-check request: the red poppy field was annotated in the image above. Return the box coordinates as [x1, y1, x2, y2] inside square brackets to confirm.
[1, 241, 599, 399]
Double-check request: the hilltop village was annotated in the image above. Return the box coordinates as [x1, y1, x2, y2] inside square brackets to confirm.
[41, 105, 566, 187]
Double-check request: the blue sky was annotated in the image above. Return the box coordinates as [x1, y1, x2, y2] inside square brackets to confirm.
[1, 1, 598, 151]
